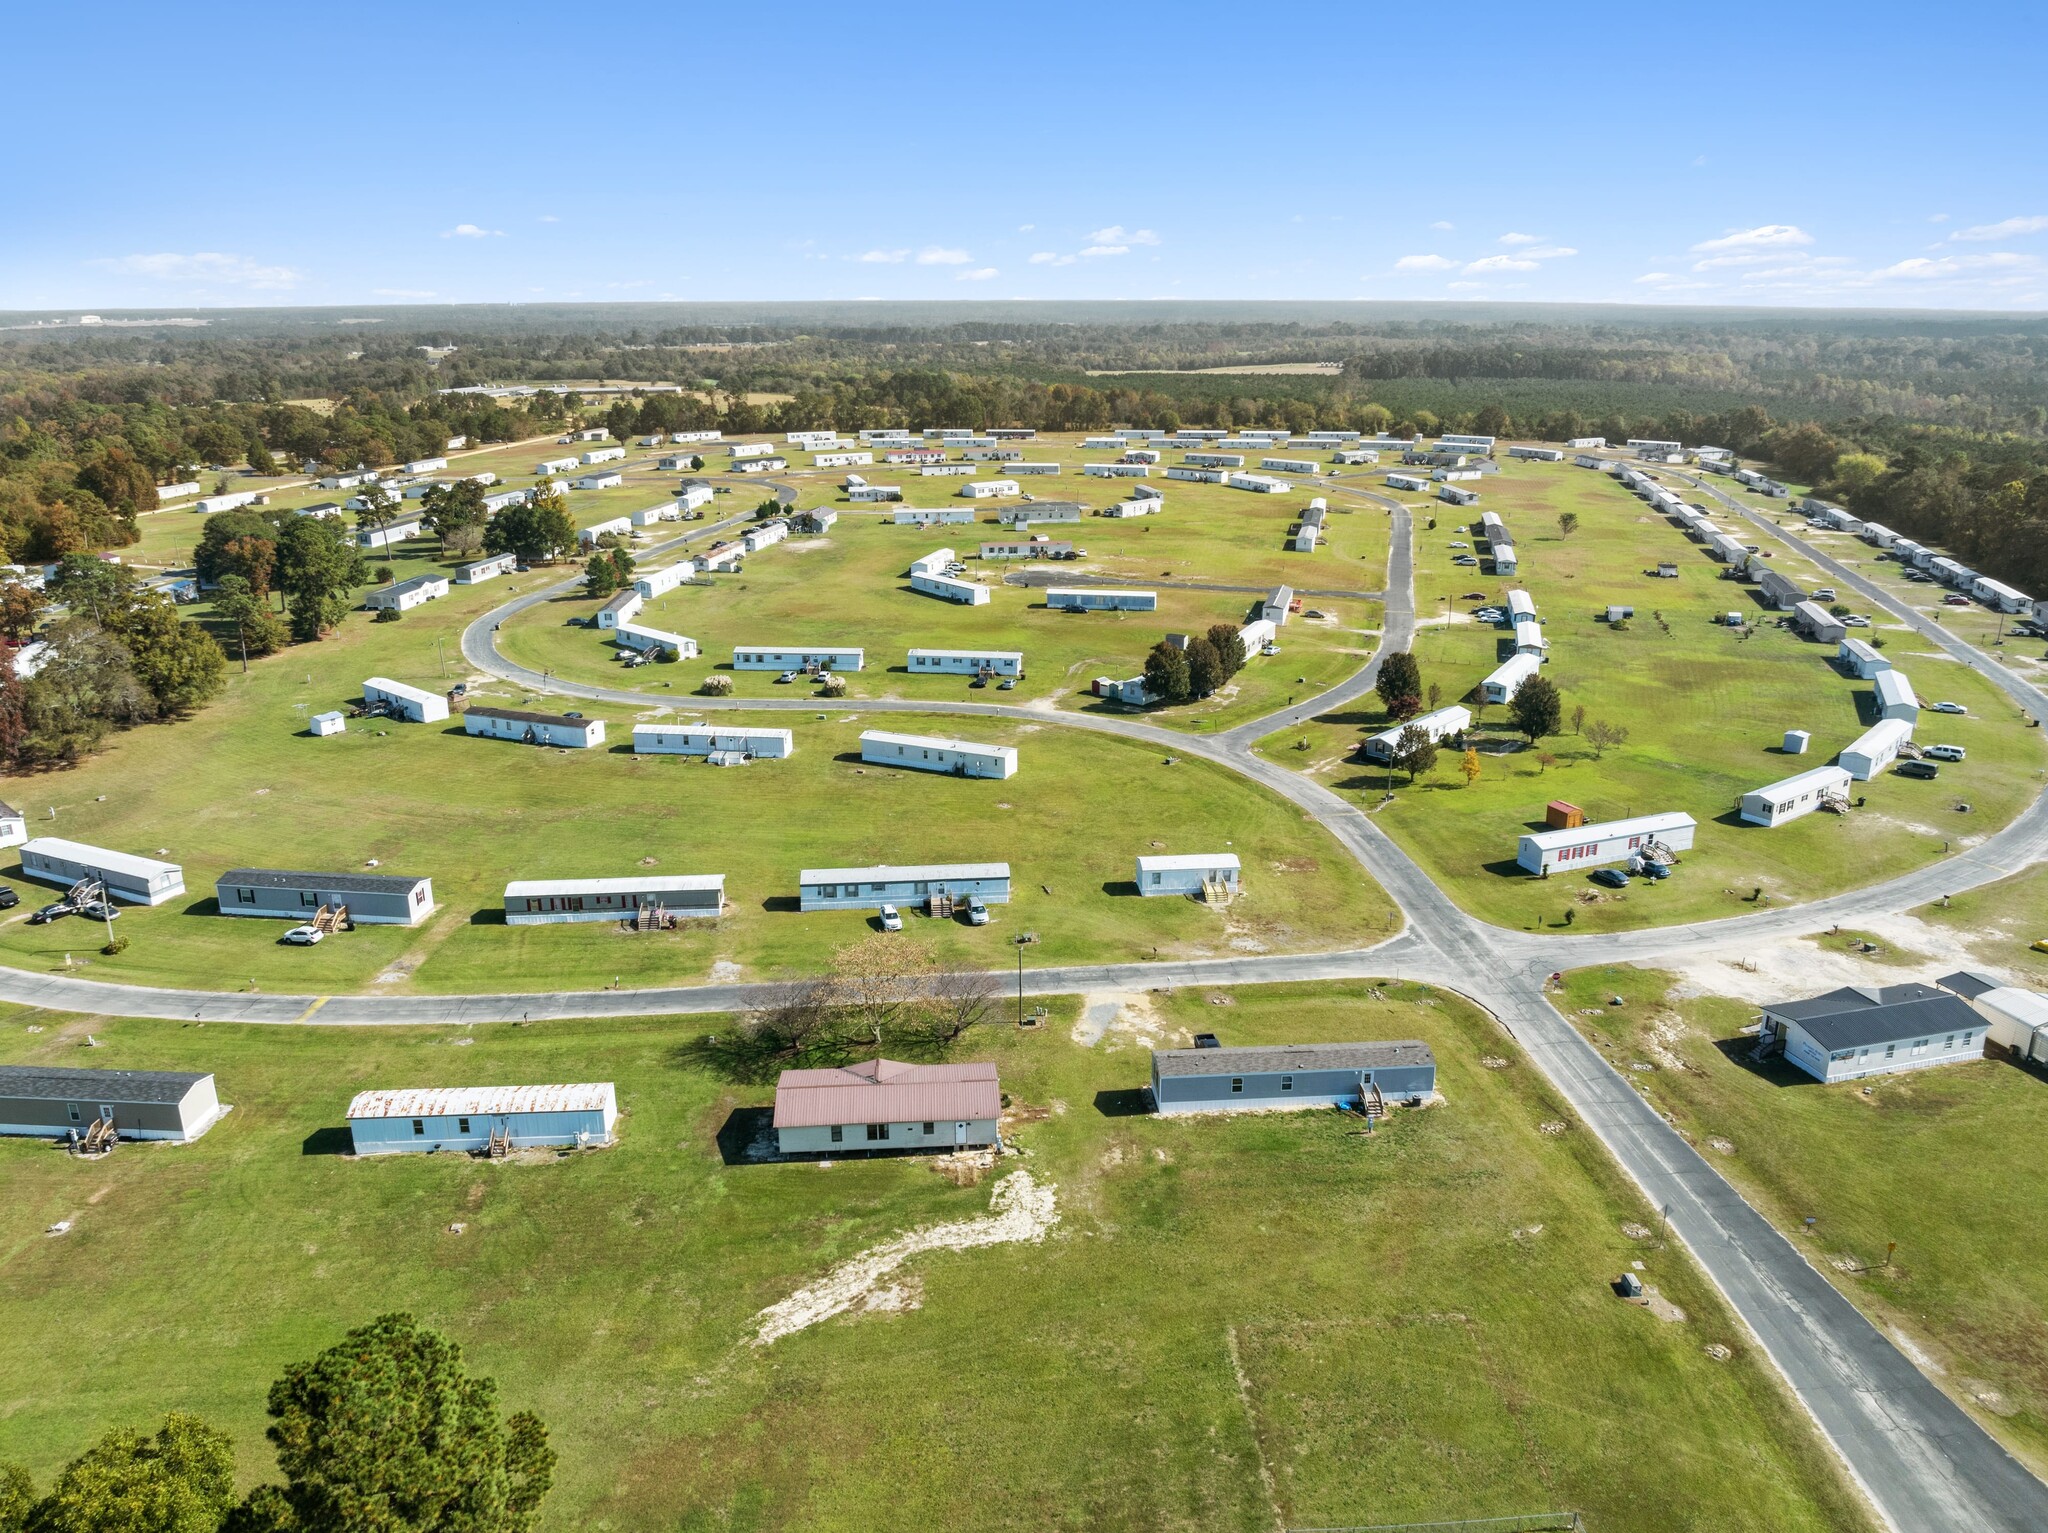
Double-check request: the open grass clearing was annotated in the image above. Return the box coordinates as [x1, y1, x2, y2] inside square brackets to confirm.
[1257, 459, 2048, 932]
[0, 983, 1874, 1531]
[1559, 962, 2048, 1476]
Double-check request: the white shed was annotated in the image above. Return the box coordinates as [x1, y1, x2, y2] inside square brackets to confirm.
[309, 711, 347, 737]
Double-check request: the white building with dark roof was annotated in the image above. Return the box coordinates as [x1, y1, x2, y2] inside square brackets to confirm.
[1760, 983, 1985, 1082]
[216, 868, 435, 925]
[0, 1065, 226, 1142]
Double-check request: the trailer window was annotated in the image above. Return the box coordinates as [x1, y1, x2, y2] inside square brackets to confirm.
[1280, 1077, 1293, 1091]
[866, 1123, 890, 1142]
[458, 1118, 470, 1134]
[830, 1125, 843, 1144]
[412, 1119, 425, 1135]
[1230, 1078, 1243, 1094]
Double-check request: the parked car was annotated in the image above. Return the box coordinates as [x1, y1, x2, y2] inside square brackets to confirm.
[28, 902, 68, 925]
[1453, 555, 1479, 566]
[1591, 868, 1631, 889]
[1843, 615, 1871, 627]
[1931, 701, 1967, 714]
[1944, 594, 1972, 606]
[1630, 859, 1671, 880]
[281, 924, 325, 946]
[998, 677, 1017, 690]
[0, 887, 16, 911]
[1813, 587, 1837, 601]
[1895, 760, 1941, 780]
[1924, 744, 1968, 762]
[1448, 540, 1469, 549]
[878, 903, 903, 932]
[776, 670, 800, 684]
[966, 897, 990, 926]
[75, 900, 120, 922]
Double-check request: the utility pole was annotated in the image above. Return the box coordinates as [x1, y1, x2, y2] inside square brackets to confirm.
[1014, 934, 1027, 1027]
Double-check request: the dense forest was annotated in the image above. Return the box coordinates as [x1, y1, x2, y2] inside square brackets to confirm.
[2, 299, 2045, 627]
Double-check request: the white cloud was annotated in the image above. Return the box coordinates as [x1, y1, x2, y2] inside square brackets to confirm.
[1950, 215, 2048, 242]
[1028, 251, 1076, 267]
[538, 214, 559, 223]
[1690, 154, 1708, 167]
[1086, 225, 1160, 246]
[1081, 244, 1129, 258]
[1928, 213, 1950, 224]
[97, 252, 303, 290]
[1017, 223, 1034, 232]
[441, 223, 503, 239]
[915, 246, 973, 265]
[1871, 252, 2038, 280]
[1634, 272, 1673, 283]
[1465, 254, 1539, 273]
[1446, 281, 1484, 291]
[373, 288, 436, 298]
[1429, 220, 1455, 231]
[1394, 254, 1455, 271]
[856, 249, 910, 263]
[1690, 224, 1813, 253]
[1498, 232, 1542, 246]
[957, 267, 999, 281]
[1520, 245, 1578, 260]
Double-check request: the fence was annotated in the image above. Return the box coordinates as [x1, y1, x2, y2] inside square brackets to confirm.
[1289, 1515, 1581, 1533]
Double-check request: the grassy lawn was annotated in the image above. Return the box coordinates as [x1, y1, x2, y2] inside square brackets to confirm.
[1909, 867, 2048, 984]
[1557, 963, 2048, 1477]
[0, 985, 1873, 1532]
[1255, 460, 2048, 932]
[0, 572, 1391, 992]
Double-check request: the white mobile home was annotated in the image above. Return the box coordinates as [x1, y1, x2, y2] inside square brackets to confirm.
[1508, 445, 1566, 462]
[908, 548, 958, 577]
[1264, 586, 1294, 625]
[920, 465, 978, 477]
[355, 515, 425, 549]
[347, 1083, 617, 1154]
[573, 471, 625, 491]
[581, 447, 627, 465]
[1084, 462, 1150, 478]
[1756, 568, 1807, 610]
[729, 442, 777, 459]
[894, 507, 975, 524]
[578, 515, 634, 545]
[742, 521, 788, 553]
[1874, 669, 1919, 721]
[630, 501, 679, 527]
[1047, 588, 1156, 612]
[455, 552, 518, 584]
[1360, 704, 1471, 764]
[1008, 462, 1061, 476]
[1100, 500, 1156, 518]
[910, 571, 991, 605]
[1134, 853, 1241, 897]
[18, 837, 186, 905]
[505, 875, 722, 924]
[772, 1059, 1002, 1155]
[1791, 601, 1847, 644]
[1505, 589, 1537, 626]
[733, 645, 863, 671]
[850, 485, 905, 503]
[813, 451, 874, 469]
[1741, 765, 1853, 827]
[365, 573, 449, 613]
[597, 589, 644, 628]
[632, 723, 793, 758]
[1235, 617, 1277, 658]
[1515, 811, 1696, 875]
[0, 1064, 225, 1143]
[536, 456, 580, 475]
[731, 456, 788, 475]
[996, 504, 1083, 526]
[1837, 637, 1890, 679]
[798, 862, 1012, 912]
[1226, 473, 1291, 493]
[1386, 473, 1429, 492]
[1182, 453, 1245, 468]
[1974, 577, 2030, 613]
[1438, 484, 1480, 507]
[1292, 526, 1319, 553]
[195, 490, 263, 515]
[1838, 718, 1913, 780]
[1479, 652, 1540, 704]
[859, 730, 1017, 779]
[464, 707, 607, 750]
[363, 676, 449, 723]
[614, 622, 697, 659]
[1262, 457, 1320, 476]
[1761, 984, 1984, 1084]
[1166, 465, 1228, 484]
[908, 648, 1023, 676]
[672, 430, 722, 444]
[981, 538, 1074, 558]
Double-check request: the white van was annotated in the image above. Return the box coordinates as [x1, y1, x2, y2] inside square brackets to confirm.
[1924, 744, 1967, 762]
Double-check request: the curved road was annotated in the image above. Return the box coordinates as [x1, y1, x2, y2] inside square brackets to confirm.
[10, 466, 2048, 1529]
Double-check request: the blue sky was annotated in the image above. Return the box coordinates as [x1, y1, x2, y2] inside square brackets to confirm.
[7, 0, 2045, 312]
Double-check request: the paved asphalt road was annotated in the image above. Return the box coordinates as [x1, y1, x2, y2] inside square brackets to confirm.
[9, 466, 2047, 1529]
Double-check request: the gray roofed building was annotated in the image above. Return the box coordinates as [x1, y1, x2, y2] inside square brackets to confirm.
[0, 1063, 227, 1142]
[215, 867, 436, 927]
[1761, 983, 1986, 1082]
[1937, 970, 2005, 1002]
[1150, 1040, 1436, 1115]
[1152, 1041, 1435, 1077]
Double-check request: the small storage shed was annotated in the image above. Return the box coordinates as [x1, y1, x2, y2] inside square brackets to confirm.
[1545, 801, 1584, 829]
[19, 837, 185, 905]
[215, 868, 435, 926]
[346, 1083, 617, 1155]
[772, 1059, 1001, 1154]
[309, 711, 347, 737]
[503, 875, 724, 924]
[0, 1064, 225, 1142]
[1135, 853, 1241, 897]
[1149, 1041, 1437, 1115]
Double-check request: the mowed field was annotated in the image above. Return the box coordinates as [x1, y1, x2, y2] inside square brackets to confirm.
[0, 556, 1392, 993]
[1559, 963, 2048, 1477]
[1257, 459, 2048, 932]
[0, 985, 1875, 1532]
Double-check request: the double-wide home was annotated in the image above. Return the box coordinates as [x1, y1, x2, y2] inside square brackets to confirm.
[1047, 587, 1156, 612]
[19, 837, 185, 904]
[504, 875, 723, 923]
[908, 648, 1023, 676]
[1741, 765, 1852, 827]
[1135, 853, 1241, 897]
[733, 645, 863, 671]
[464, 707, 607, 749]
[1760, 983, 1985, 1083]
[772, 1059, 1002, 1154]
[365, 572, 449, 613]
[346, 1084, 618, 1155]
[215, 868, 435, 925]
[456, 552, 518, 584]
[798, 862, 1011, 912]
[1515, 811, 1695, 875]
[859, 729, 1017, 778]
[0, 1065, 226, 1143]
[632, 723, 794, 758]
[909, 570, 990, 605]
[1149, 1041, 1437, 1115]
[1361, 704, 1471, 764]
[363, 676, 448, 723]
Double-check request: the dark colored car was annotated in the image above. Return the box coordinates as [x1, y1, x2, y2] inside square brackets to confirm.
[1895, 760, 1940, 780]
[1592, 867, 1631, 888]
[0, 887, 17, 911]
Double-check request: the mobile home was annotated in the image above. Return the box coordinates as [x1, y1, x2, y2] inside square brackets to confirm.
[1838, 718, 1913, 781]
[18, 838, 186, 905]
[1046, 588, 1156, 612]
[1515, 811, 1696, 875]
[455, 552, 518, 584]
[909, 571, 991, 605]
[365, 573, 449, 613]
[1360, 704, 1471, 764]
[773, 1059, 1002, 1155]
[1479, 652, 1540, 704]
[1741, 765, 1853, 827]
[907, 648, 1024, 676]
[346, 1083, 617, 1154]
[0, 1065, 225, 1143]
[1150, 1041, 1437, 1115]
[798, 862, 1011, 912]
[732, 645, 864, 671]
[463, 707, 607, 750]
[1874, 669, 1919, 721]
[362, 676, 449, 723]
[1134, 853, 1241, 897]
[859, 730, 1017, 779]
[215, 868, 434, 926]
[504, 876, 723, 924]
[631, 723, 793, 758]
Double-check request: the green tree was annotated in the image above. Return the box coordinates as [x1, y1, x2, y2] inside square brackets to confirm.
[1557, 511, 1579, 537]
[46, 555, 136, 625]
[420, 481, 488, 557]
[106, 593, 228, 716]
[276, 516, 367, 643]
[22, 1414, 234, 1533]
[1204, 623, 1245, 679]
[1390, 722, 1439, 783]
[240, 1313, 555, 1533]
[0, 580, 47, 643]
[583, 554, 619, 599]
[1509, 674, 1563, 743]
[1474, 403, 1509, 439]
[245, 440, 277, 476]
[485, 483, 577, 566]
[1185, 636, 1224, 698]
[603, 401, 639, 443]
[193, 510, 281, 590]
[1142, 640, 1190, 705]
[1827, 452, 1887, 499]
[753, 496, 783, 521]
[76, 447, 159, 516]
[0, 1461, 34, 1533]
[212, 575, 288, 668]
[352, 485, 399, 538]
[1375, 649, 1423, 719]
